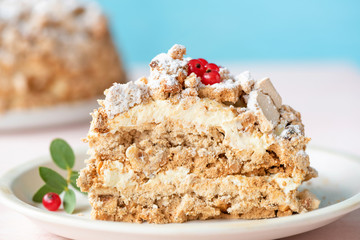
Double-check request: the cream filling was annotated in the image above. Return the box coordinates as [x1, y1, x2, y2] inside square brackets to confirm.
[102, 164, 301, 207]
[99, 98, 273, 153]
[271, 173, 302, 195]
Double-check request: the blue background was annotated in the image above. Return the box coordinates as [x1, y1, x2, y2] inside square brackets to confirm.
[95, 0, 360, 66]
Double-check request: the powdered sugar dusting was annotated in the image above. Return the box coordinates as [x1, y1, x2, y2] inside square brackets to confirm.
[198, 67, 245, 92]
[167, 44, 186, 59]
[280, 125, 302, 139]
[296, 150, 308, 158]
[148, 49, 188, 89]
[100, 44, 283, 130]
[103, 81, 149, 118]
[236, 71, 253, 82]
[235, 71, 255, 94]
[219, 67, 231, 80]
[247, 91, 260, 112]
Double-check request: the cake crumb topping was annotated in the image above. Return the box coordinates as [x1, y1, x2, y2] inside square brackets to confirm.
[101, 81, 149, 118]
[102, 44, 292, 135]
[167, 44, 186, 59]
[148, 45, 188, 95]
[236, 71, 255, 94]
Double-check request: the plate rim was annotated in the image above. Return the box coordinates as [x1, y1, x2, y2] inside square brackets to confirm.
[0, 98, 99, 131]
[0, 97, 99, 116]
[0, 146, 360, 236]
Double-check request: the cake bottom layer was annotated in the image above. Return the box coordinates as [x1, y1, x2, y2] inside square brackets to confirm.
[79, 163, 320, 223]
[88, 189, 319, 224]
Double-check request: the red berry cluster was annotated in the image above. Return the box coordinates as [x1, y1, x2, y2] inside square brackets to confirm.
[187, 58, 221, 85]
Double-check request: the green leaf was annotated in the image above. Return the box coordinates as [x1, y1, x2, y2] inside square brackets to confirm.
[39, 167, 67, 191]
[70, 171, 81, 192]
[63, 189, 76, 214]
[50, 138, 75, 170]
[32, 184, 63, 203]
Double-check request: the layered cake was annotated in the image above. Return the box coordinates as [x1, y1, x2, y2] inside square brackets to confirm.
[77, 44, 320, 223]
[0, 0, 126, 112]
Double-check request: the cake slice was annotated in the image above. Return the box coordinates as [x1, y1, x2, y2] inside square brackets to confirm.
[0, 0, 126, 112]
[77, 44, 320, 223]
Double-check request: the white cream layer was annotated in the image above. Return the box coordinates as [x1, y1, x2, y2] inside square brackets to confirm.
[101, 98, 273, 153]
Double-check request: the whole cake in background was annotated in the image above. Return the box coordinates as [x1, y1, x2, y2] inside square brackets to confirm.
[0, 0, 126, 112]
[77, 44, 320, 224]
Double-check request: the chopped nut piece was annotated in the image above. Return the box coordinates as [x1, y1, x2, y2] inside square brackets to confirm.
[126, 145, 148, 172]
[255, 78, 282, 109]
[247, 90, 280, 132]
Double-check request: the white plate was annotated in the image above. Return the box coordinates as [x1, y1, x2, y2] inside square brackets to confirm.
[0, 99, 99, 131]
[0, 147, 359, 240]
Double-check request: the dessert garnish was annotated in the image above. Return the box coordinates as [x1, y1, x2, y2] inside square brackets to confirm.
[32, 139, 82, 214]
[42, 192, 62, 211]
[188, 59, 206, 77]
[187, 58, 221, 85]
[202, 70, 221, 85]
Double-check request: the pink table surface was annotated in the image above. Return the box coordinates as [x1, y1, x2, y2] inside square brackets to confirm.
[1, 63, 360, 240]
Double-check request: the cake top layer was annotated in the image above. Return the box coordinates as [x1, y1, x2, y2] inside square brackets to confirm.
[101, 44, 288, 133]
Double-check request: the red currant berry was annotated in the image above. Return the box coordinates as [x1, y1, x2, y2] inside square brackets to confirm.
[42, 192, 61, 211]
[188, 59, 205, 77]
[197, 58, 208, 66]
[205, 63, 220, 72]
[201, 71, 221, 85]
